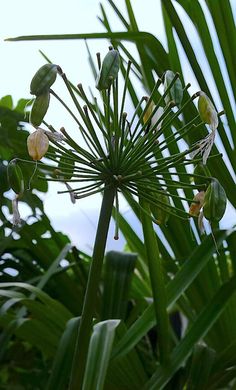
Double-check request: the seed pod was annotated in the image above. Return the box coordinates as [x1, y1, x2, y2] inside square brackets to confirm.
[189, 191, 205, 217]
[164, 70, 183, 106]
[30, 64, 58, 96]
[7, 160, 24, 195]
[143, 100, 155, 125]
[27, 129, 49, 161]
[198, 92, 218, 130]
[203, 179, 226, 223]
[30, 91, 50, 128]
[151, 190, 170, 225]
[96, 49, 120, 90]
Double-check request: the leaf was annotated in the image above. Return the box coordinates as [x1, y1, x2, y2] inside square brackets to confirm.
[47, 317, 80, 390]
[0, 282, 72, 321]
[102, 251, 136, 320]
[82, 320, 120, 390]
[0, 95, 13, 109]
[146, 276, 236, 389]
[186, 344, 216, 389]
[112, 229, 232, 359]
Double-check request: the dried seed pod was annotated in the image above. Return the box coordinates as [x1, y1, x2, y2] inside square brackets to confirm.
[30, 64, 58, 96]
[30, 91, 50, 128]
[27, 129, 49, 161]
[164, 70, 183, 106]
[96, 49, 120, 90]
[150, 190, 170, 225]
[203, 179, 227, 223]
[189, 191, 205, 217]
[7, 160, 24, 195]
[198, 92, 218, 131]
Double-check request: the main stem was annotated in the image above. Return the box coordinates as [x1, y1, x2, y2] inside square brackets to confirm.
[69, 186, 115, 389]
[139, 198, 170, 364]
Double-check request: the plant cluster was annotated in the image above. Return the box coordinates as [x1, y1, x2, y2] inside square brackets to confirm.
[1, 1, 236, 389]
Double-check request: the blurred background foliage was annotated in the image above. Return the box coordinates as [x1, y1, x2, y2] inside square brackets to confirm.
[0, 0, 236, 389]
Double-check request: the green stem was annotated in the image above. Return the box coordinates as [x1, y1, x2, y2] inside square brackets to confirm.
[139, 197, 170, 364]
[69, 186, 115, 389]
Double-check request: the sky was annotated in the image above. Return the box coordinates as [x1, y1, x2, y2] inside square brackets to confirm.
[1, 0, 235, 253]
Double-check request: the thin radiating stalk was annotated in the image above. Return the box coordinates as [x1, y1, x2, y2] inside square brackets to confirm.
[69, 186, 115, 390]
[139, 197, 170, 364]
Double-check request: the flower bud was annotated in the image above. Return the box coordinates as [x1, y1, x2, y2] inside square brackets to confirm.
[189, 191, 205, 217]
[96, 49, 120, 90]
[203, 179, 226, 223]
[7, 160, 24, 195]
[27, 129, 49, 161]
[30, 91, 50, 128]
[198, 92, 218, 131]
[164, 70, 183, 106]
[30, 64, 58, 96]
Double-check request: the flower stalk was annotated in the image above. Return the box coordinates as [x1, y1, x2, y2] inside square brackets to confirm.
[69, 186, 115, 389]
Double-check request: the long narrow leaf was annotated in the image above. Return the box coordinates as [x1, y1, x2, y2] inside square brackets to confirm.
[47, 317, 80, 390]
[146, 276, 236, 389]
[82, 320, 120, 390]
[112, 229, 232, 359]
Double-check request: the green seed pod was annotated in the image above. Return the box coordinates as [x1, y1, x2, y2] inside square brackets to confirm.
[7, 160, 24, 195]
[30, 64, 58, 96]
[198, 92, 218, 130]
[30, 91, 50, 128]
[96, 49, 120, 90]
[150, 190, 170, 225]
[164, 70, 183, 106]
[193, 163, 210, 190]
[203, 179, 227, 223]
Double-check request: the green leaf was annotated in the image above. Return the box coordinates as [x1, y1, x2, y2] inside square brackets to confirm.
[146, 276, 236, 389]
[186, 344, 216, 389]
[47, 317, 80, 390]
[112, 229, 232, 359]
[106, 322, 148, 389]
[0, 282, 72, 321]
[0, 95, 13, 109]
[82, 320, 120, 390]
[102, 251, 136, 320]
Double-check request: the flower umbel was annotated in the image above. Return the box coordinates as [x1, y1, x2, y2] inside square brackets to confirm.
[23, 50, 224, 230]
[7, 49, 225, 232]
